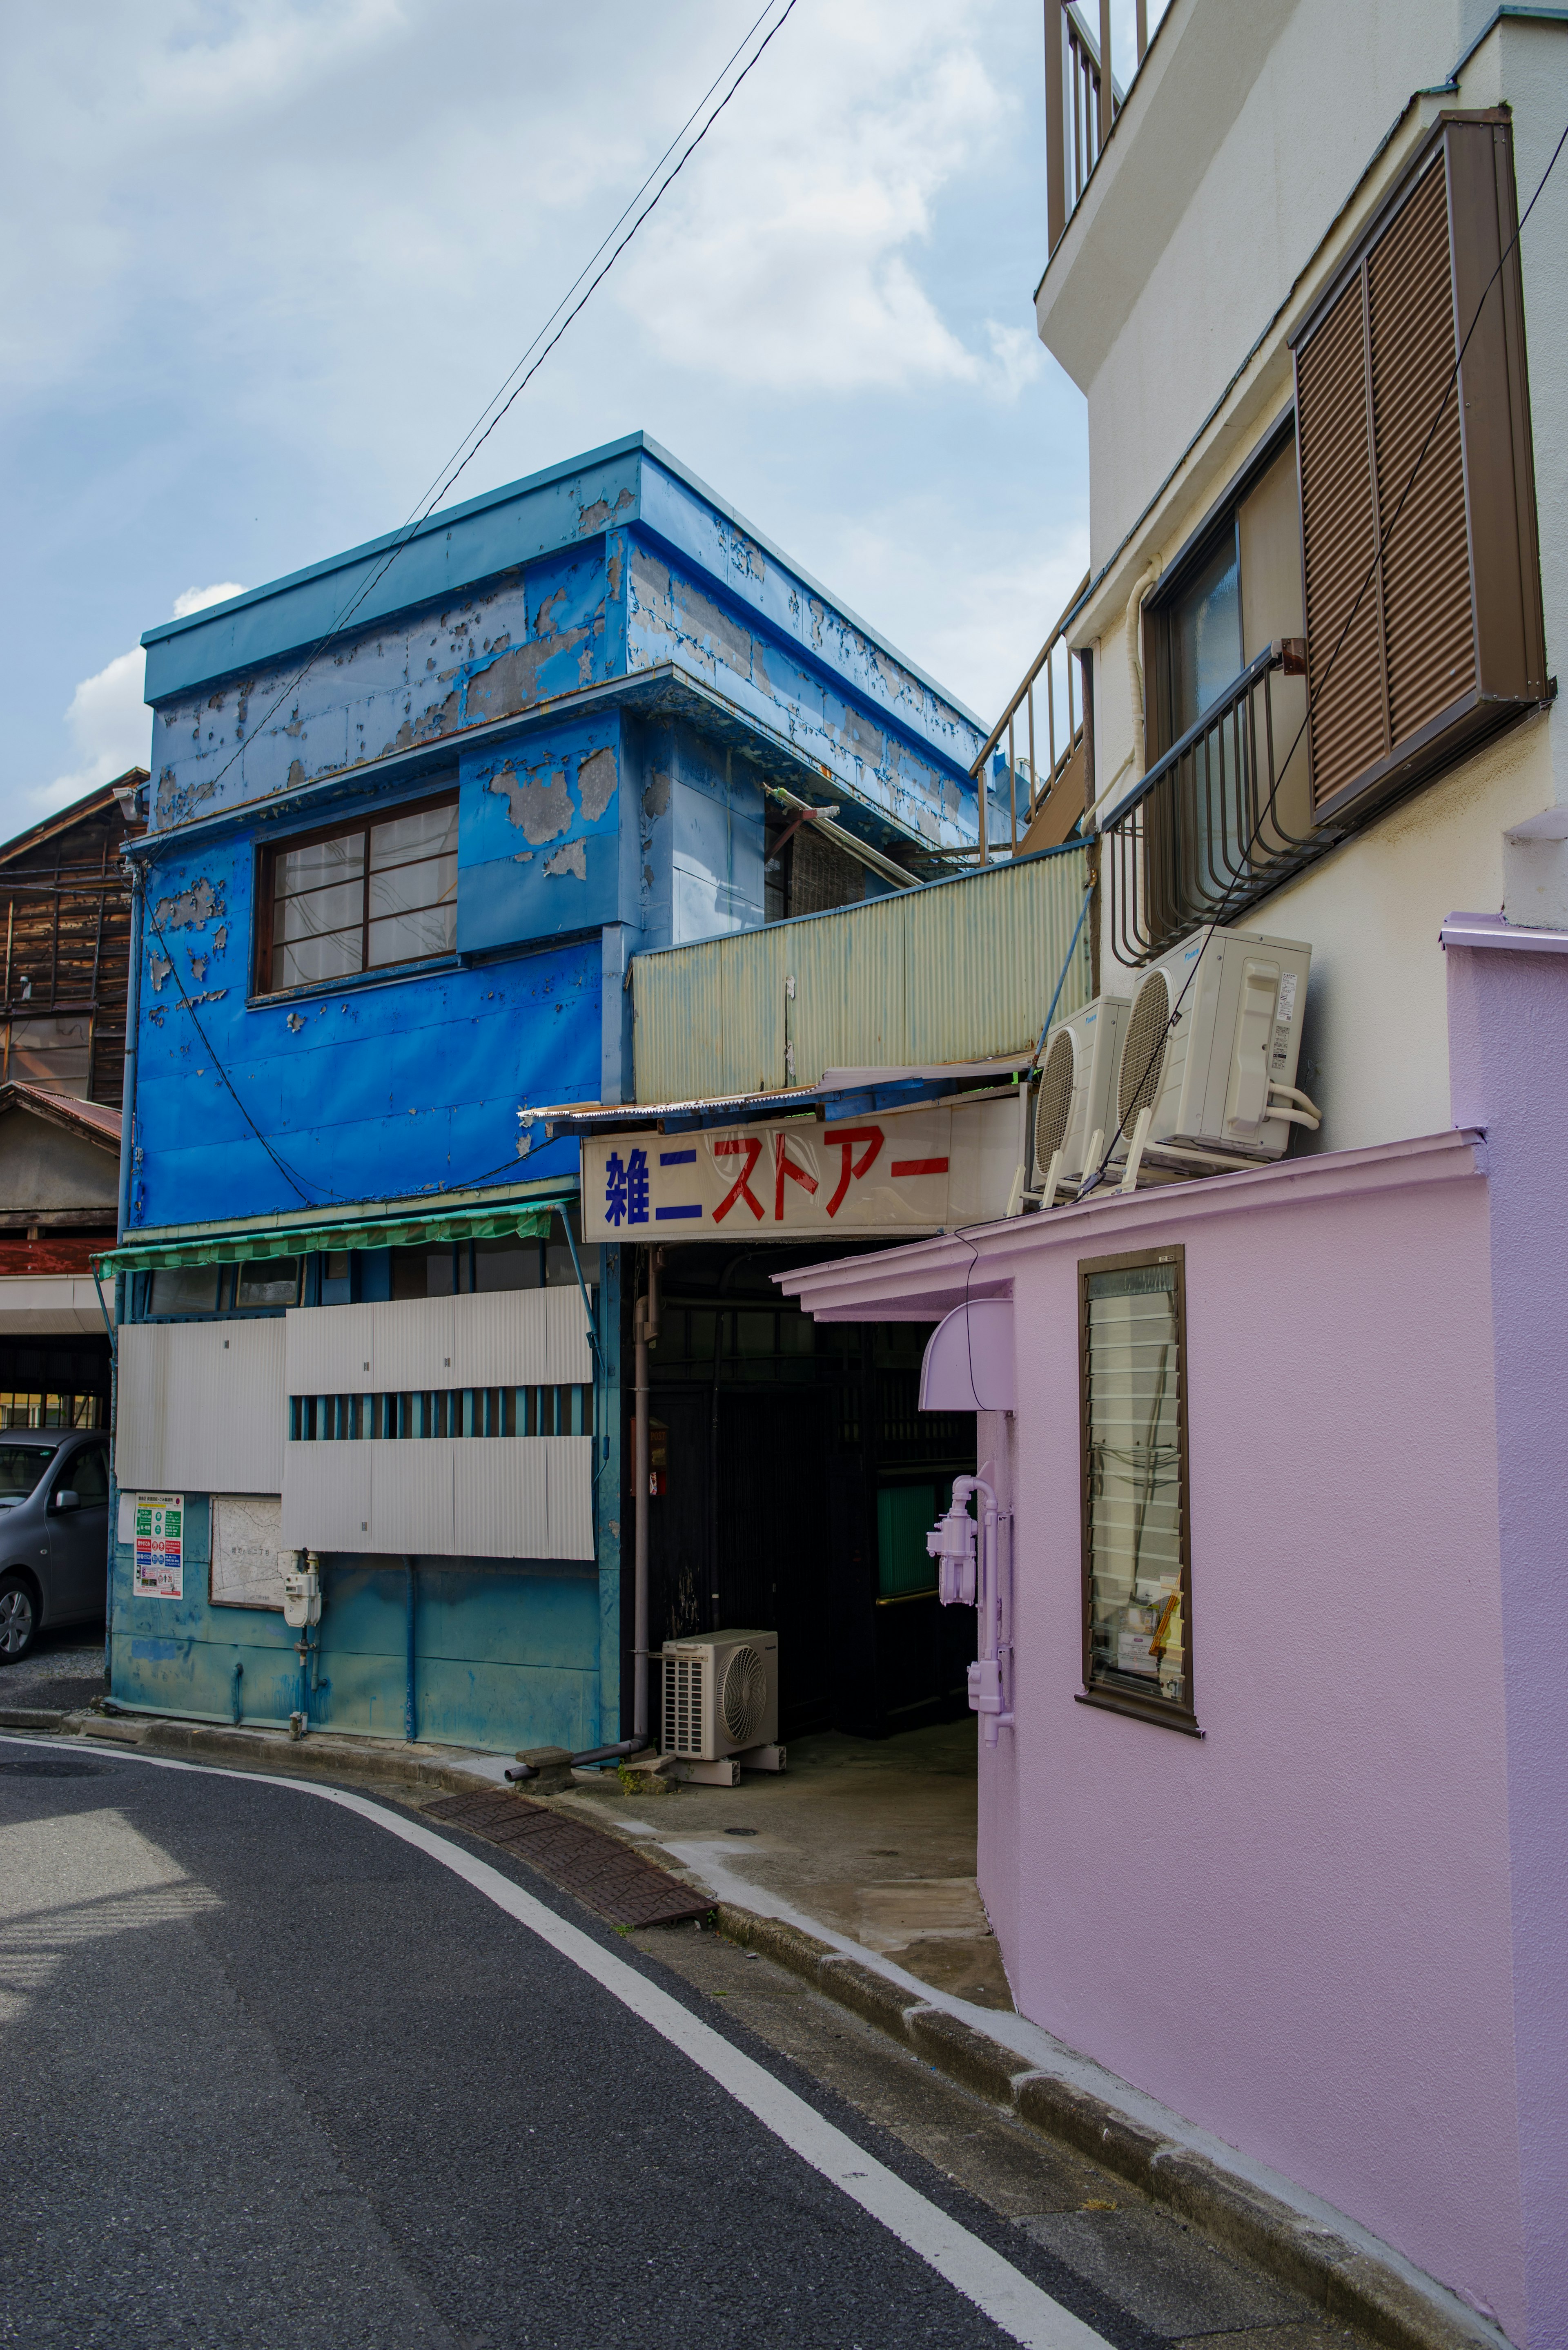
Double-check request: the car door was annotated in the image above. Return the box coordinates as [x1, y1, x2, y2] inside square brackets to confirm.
[46, 1441, 111, 1621]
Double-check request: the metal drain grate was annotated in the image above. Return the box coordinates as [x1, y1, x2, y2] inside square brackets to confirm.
[421, 1790, 710, 1928]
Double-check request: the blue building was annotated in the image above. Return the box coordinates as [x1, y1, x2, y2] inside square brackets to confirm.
[103, 434, 986, 1752]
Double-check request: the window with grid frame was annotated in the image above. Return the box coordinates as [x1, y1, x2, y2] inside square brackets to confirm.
[1078, 1246, 1196, 1731]
[256, 790, 458, 994]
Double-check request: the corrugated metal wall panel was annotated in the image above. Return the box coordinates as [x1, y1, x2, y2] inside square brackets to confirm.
[370, 1445, 455, 1553]
[452, 1445, 552, 1558]
[281, 1442, 369, 1550]
[544, 1436, 595, 1561]
[282, 1290, 590, 1394]
[633, 849, 1091, 1101]
[118, 1320, 286, 1494]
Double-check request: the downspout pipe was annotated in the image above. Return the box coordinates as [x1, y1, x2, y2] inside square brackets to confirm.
[117, 861, 143, 1241]
[404, 1556, 417, 1744]
[632, 1248, 660, 1742]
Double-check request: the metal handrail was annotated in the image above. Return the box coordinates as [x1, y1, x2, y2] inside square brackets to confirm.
[966, 570, 1091, 865]
[1103, 643, 1337, 966]
[1045, 0, 1146, 253]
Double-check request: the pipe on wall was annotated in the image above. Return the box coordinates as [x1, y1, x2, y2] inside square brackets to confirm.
[632, 1250, 660, 1741]
[405, 1556, 417, 1744]
[116, 861, 143, 1240]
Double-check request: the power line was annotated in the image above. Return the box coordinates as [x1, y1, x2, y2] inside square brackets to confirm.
[131, 0, 803, 1210]
[1078, 108, 1568, 1201]
[182, 0, 801, 822]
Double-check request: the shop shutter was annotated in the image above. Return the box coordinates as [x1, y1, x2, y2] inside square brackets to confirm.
[1293, 113, 1546, 827]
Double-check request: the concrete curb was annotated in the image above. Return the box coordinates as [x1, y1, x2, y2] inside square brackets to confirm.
[714, 1904, 1497, 2350]
[0, 1706, 70, 1732]
[70, 1713, 503, 1798]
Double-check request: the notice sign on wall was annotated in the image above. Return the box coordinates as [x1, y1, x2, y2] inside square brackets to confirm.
[580, 1097, 1024, 1244]
[132, 1494, 184, 1599]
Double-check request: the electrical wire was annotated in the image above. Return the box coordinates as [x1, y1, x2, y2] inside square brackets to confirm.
[1076, 107, 1568, 1202]
[133, 0, 802, 1209]
[180, 0, 801, 825]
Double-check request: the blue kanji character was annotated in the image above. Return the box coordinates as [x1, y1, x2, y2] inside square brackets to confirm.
[626, 1146, 650, 1225]
[604, 1150, 629, 1227]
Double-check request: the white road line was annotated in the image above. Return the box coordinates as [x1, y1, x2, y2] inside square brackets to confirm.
[0, 1735, 1105, 2350]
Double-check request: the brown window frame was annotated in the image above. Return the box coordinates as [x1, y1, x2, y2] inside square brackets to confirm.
[252, 786, 459, 999]
[1076, 1242, 1200, 1737]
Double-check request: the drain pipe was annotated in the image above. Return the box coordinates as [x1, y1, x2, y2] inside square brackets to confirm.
[404, 1557, 417, 1743]
[117, 861, 143, 1241]
[631, 1249, 660, 1741]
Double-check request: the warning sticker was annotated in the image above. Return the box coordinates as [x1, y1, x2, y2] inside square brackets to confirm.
[132, 1493, 184, 1599]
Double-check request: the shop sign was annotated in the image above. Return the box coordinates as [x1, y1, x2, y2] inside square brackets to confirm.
[581, 1098, 1024, 1243]
[131, 1493, 184, 1599]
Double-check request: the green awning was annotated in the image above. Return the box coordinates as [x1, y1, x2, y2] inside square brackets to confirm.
[99, 1192, 574, 1275]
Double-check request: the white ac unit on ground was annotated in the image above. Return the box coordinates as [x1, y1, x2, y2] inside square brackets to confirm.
[660, 1630, 785, 1784]
[1112, 925, 1317, 1181]
[1029, 996, 1129, 1204]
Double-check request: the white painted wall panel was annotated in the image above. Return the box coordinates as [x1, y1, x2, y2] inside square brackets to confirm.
[370, 1444, 455, 1552]
[283, 1290, 591, 1396]
[281, 1443, 369, 1550]
[544, 1436, 595, 1561]
[117, 1320, 286, 1494]
[452, 1444, 552, 1559]
[284, 1303, 379, 1396]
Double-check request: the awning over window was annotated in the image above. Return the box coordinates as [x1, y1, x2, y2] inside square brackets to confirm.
[97, 1191, 575, 1276]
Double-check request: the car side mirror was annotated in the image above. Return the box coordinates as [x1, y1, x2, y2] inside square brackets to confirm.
[53, 1489, 80, 1514]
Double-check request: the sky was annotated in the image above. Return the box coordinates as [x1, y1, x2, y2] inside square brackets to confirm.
[0, 0, 1162, 837]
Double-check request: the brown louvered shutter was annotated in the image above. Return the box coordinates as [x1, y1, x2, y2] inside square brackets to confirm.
[1293, 114, 1546, 828]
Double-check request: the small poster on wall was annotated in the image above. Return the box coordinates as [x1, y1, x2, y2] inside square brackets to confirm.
[132, 1494, 184, 1599]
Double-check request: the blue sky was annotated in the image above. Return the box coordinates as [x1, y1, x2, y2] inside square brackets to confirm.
[0, 0, 1161, 834]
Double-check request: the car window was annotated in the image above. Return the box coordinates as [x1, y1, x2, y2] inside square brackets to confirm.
[66, 1447, 109, 1505]
[0, 1444, 57, 1502]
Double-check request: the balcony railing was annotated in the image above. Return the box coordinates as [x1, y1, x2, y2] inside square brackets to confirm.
[967, 571, 1091, 865]
[1045, 1, 1149, 253]
[1103, 640, 1338, 966]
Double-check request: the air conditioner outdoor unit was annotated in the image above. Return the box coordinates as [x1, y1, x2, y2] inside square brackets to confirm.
[1113, 924, 1317, 1182]
[660, 1630, 784, 1783]
[1029, 995, 1129, 1204]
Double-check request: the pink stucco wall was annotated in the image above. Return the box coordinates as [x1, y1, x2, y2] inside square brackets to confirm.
[783, 1130, 1528, 2338]
[992, 1142, 1524, 2336]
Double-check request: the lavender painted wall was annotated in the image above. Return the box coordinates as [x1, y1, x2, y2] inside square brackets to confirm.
[782, 1131, 1534, 2341]
[1448, 932, 1568, 2350]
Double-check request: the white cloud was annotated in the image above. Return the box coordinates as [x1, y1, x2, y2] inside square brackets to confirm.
[34, 584, 246, 814]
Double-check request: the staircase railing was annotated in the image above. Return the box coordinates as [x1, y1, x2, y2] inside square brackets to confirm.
[966, 571, 1091, 865]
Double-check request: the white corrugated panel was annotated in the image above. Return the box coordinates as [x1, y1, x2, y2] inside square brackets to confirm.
[370, 1444, 455, 1552]
[452, 1444, 552, 1558]
[281, 1443, 370, 1550]
[117, 1320, 287, 1494]
[544, 1436, 595, 1561]
[633, 846, 1092, 1102]
[284, 1302, 380, 1396]
[283, 1291, 591, 1395]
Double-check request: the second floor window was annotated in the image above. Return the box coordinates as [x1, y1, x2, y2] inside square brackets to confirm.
[256, 792, 458, 994]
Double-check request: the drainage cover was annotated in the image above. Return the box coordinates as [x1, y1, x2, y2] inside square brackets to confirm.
[422, 1791, 710, 1929]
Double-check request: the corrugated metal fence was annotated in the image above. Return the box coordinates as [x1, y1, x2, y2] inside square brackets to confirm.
[632, 844, 1093, 1102]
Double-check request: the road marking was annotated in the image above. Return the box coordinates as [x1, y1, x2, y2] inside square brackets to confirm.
[0, 1735, 1104, 2349]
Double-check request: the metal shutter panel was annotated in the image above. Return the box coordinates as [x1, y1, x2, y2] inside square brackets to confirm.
[1297, 276, 1388, 810]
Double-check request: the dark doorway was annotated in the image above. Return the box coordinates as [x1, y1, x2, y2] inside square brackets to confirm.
[635, 1244, 975, 1741]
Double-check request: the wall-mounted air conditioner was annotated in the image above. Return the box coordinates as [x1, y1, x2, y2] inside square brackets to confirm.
[1113, 925, 1317, 1182]
[660, 1630, 784, 1784]
[1029, 996, 1129, 1204]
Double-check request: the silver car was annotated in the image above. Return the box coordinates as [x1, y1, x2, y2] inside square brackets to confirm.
[0, 1434, 112, 1664]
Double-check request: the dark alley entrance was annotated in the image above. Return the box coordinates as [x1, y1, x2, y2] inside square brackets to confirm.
[630, 1242, 975, 1742]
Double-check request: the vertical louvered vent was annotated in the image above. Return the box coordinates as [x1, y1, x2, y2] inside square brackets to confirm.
[662, 1652, 705, 1757]
[1293, 114, 1545, 827]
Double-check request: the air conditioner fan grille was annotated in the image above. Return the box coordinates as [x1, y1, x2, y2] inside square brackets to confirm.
[1033, 1030, 1076, 1175]
[721, 1645, 767, 1747]
[1118, 972, 1172, 1126]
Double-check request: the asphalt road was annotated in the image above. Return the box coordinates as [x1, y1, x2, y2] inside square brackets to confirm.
[0, 1738, 1153, 2350]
